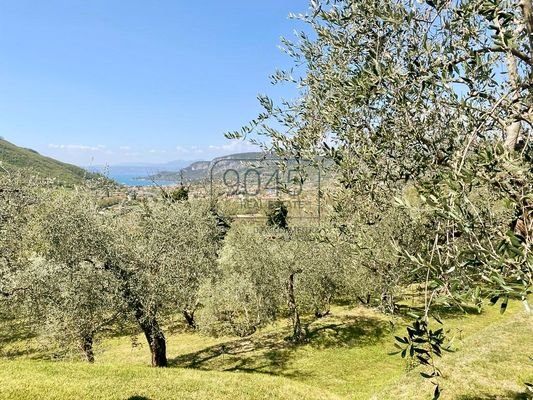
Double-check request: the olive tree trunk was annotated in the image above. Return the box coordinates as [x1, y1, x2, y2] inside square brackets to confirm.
[183, 309, 197, 329]
[104, 260, 168, 367]
[138, 316, 167, 367]
[80, 334, 95, 363]
[287, 269, 305, 342]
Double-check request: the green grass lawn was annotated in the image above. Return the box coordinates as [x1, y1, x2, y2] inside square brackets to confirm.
[1, 301, 531, 400]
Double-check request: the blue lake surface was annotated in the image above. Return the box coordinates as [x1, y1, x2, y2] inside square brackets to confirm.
[86, 166, 179, 187]
[109, 174, 176, 187]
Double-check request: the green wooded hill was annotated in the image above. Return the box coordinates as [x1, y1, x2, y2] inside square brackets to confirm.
[0, 138, 96, 185]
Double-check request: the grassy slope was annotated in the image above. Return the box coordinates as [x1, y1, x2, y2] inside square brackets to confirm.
[0, 139, 93, 185]
[377, 302, 533, 400]
[0, 302, 531, 400]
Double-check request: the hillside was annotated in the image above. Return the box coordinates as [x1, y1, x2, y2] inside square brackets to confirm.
[145, 152, 326, 187]
[146, 152, 267, 182]
[0, 301, 530, 399]
[0, 138, 97, 185]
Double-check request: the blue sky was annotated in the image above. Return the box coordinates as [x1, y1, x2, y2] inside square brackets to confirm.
[0, 0, 309, 165]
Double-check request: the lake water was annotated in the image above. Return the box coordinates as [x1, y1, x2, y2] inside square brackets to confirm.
[85, 166, 179, 187]
[109, 174, 176, 187]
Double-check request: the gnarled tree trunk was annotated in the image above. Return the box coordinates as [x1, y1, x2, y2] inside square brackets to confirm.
[138, 316, 167, 367]
[183, 309, 197, 329]
[315, 294, 332, 318]
[287, 269, 305, 342]
[103, 260, 168, 367]
[80, 334, 95, 363]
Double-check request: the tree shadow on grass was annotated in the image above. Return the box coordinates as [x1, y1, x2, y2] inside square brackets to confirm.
[169, 313, 389, 378]
[0, 328, 36, 344]
[169, 329, 303, 377]
[396, 285, 483, 321]
[306, 314, 389, 349]
[396, 303, 482, 322]
[0, 317, 37, 343]
[0, 321, 44, 359]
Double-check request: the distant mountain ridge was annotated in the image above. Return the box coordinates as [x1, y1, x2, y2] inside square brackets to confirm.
[0, 138, 99, 185]
[146, 152, 268, 182]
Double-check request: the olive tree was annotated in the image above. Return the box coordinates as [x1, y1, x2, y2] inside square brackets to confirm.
[332, 194, 425, 313]
[24, 188, 123, 362]
[21, 258, 122, 362]
[109, 199, 221, 366]
[0, 172, 40, 350]
[0, 172, 31, 298]
[27, 187, 220, 367]
[199, 224, 349, 342]
[227, 0, 531, 394]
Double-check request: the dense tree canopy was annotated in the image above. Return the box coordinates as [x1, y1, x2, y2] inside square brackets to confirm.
[227, 0, 532, 394]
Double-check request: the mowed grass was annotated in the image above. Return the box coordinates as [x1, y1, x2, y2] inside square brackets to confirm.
[0, 301, 531, 400]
